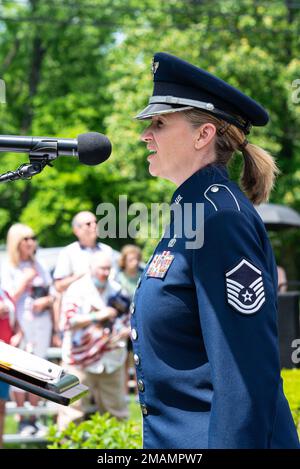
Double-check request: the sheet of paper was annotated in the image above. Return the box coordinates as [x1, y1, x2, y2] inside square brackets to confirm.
[0, 341, 64, 383]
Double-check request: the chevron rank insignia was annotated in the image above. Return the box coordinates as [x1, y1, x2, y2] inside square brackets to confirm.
[225, 259, 265, 315]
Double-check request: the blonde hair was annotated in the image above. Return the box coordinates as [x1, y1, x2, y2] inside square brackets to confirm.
[6, 223, 35, 267]
[183, 109, 279, 205]
[119, 244, 142, 271]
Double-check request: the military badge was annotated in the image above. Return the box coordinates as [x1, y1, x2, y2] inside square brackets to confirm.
[151, 59, 159, 74]
[168, 235, 177, 248]
[146, 251, 174, 278]
[225, 259, 265, 315]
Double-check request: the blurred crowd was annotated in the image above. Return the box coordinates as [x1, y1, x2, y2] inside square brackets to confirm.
[0, 211, 143, 447]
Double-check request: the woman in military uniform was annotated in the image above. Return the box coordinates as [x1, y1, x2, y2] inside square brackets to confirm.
[130, 52, 300, 449]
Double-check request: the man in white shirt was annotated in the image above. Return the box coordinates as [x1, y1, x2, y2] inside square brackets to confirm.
[58, 251, 130, 429]
[53, 211, 114, 294]
[53, 211, 116, 344]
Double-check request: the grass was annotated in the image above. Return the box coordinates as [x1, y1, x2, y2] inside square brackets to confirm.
[281, 368, 300, 435]
[4, 414, 17, 435]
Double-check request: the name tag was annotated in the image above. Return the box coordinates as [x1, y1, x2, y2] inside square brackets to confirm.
[146, 251, 174, 279]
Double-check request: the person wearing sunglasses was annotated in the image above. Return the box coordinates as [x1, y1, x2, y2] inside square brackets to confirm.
[53, 211, 114, 295]
[1, 223, 54, 436]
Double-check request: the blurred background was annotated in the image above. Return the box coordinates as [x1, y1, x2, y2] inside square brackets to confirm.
[0, 0, 299, 276]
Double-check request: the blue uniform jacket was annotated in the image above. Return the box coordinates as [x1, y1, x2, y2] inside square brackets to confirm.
[130, 165, 300, 449]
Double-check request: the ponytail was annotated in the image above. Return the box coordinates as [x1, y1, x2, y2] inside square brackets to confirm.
[239, 142, 279, 205]
[183, 109, 279, 205]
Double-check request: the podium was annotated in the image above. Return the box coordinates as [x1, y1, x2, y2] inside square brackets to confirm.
[0, 342, 88, 405]
[277, 292, 300, 369]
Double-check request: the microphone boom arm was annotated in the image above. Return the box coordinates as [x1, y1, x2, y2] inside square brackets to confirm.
[0, 140, 58, 183]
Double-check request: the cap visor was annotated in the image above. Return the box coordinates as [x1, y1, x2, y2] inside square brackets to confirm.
[134, 103, 192, 120]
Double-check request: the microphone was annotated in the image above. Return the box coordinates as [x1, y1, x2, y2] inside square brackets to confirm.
[0, 132, 112, 166]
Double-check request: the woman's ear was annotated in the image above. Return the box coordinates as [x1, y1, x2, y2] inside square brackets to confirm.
[194, 123, 216, 150]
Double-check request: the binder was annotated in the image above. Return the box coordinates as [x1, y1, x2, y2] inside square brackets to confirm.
[0, 342, 88, 405]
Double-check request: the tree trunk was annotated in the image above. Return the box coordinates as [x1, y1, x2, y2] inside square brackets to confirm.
[21, 0, 45, 134]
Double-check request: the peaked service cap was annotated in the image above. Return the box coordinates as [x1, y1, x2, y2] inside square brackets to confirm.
[135, 52, 269, 134]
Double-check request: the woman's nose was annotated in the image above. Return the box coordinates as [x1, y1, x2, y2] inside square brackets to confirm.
[140, 126, 153, 142]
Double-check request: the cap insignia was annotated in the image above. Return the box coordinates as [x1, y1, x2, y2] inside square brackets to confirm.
[151, 60, 159, 75]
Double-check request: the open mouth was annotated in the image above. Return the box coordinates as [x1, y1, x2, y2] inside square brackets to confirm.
[147, 151, 157, 161]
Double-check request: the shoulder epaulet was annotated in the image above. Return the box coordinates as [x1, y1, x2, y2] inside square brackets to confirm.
[204, 184, 240, 212]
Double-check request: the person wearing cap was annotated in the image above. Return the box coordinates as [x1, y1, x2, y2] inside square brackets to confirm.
[130, 52, 299, 449]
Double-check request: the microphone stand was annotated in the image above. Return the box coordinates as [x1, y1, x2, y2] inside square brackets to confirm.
[0, 139, 58, 183]
[0, 140, 89, 404]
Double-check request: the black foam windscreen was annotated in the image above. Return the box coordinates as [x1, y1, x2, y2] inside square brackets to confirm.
[77, 132, 112, 166]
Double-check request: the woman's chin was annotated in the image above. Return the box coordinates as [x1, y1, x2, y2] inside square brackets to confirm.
[148, 163, 159, 177]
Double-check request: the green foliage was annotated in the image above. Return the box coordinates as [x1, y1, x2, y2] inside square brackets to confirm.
[47, 412, 142, 449]
[281, 368, 300, 434]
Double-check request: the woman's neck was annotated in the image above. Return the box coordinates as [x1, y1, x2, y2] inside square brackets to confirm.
[124, 268, 138, 278]
[20, 255, 32, 262]
[173, 153, 216, 187]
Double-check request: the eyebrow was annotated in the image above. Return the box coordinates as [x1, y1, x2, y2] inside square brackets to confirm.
[152, 115, 167, 122]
